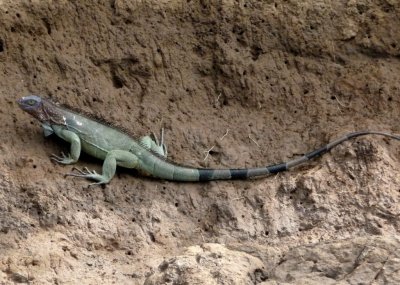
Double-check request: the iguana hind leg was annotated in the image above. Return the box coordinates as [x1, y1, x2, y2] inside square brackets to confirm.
[139, 128, 168, 158]
[66, 150, 139, 186]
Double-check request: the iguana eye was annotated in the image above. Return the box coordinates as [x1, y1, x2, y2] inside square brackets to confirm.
[27, 99, 37, 106]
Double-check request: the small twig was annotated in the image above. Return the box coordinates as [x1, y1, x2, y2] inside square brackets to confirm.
[248, 134, 260, 147]
[200, 231, 205, 242]
[203, 145, 215, 161]
[219, 129, 229, 140]
[216, 93, 222, 104]
[232, 196, 245, 201]
[334, 95, 349, 109]
[194, 227, 206, 242]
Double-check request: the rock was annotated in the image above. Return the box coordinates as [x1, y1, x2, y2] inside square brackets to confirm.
[145, 243, 266, 285]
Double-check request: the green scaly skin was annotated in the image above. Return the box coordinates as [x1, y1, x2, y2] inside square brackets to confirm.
[18, 95, 400, 186]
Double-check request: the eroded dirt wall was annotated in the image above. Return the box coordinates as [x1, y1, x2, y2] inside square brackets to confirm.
[0, 0, 400, 284]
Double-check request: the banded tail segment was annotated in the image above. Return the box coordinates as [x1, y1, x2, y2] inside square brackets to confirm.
[197, 131, 400, 181]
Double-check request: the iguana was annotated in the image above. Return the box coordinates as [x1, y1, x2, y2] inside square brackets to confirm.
[17, 95, 400, 186]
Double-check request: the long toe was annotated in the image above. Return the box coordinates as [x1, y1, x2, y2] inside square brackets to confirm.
[65, 172, 86, 178]
[160, 128, 165, 146]
[162, 144, 168, 157]
[51, 154, 63, 160]
[151, 131, 159, 145]
[87, 179, 109, 187]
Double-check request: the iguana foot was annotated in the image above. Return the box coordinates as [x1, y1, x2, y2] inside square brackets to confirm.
[140, 128, 168, 158]
[51, 152, 76, 164]
[66, 167, 110, 186]
[155, 127, 168, 157]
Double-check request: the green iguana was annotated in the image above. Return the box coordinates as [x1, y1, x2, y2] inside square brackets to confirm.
[17, 95, 400, 186]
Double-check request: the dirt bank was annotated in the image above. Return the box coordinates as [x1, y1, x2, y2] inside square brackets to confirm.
[0, 0, 400, 284]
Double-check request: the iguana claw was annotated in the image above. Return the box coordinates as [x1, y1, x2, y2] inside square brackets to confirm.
[66, 167, 98, 177]
[160, 128, 168, 157]
[144, 128, 168, 158]
[151, 128, 168, 157]
[65, 167, 108, 186]
[51, 152, 75, 164]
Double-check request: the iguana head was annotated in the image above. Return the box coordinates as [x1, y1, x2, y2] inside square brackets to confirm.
[18, 95, 63, 125]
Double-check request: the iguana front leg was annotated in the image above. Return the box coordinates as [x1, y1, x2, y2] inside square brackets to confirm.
[66, 150, 139, 186]
[51, 129, 81, 164]
[139, 128, 168, 157]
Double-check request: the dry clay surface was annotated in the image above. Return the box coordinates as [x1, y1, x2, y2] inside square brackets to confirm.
[1, 0, 400, 284]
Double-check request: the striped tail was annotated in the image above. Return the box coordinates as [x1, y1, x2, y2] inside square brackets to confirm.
[196, 131, 400, 181]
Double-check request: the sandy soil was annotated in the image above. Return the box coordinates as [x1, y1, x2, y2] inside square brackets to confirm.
[1, 0, 400, 284]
